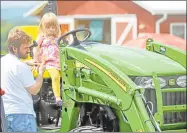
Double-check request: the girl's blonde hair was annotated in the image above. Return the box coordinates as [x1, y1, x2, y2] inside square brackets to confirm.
[39, 12, 61, 38]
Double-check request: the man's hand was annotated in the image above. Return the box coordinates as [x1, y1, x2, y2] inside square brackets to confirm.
[26, 59, 40, 66]
[26, 61, 46, 95]
[31, 61, 45, 74]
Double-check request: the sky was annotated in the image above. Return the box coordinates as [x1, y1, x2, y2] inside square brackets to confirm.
[1, 1, 41, 9]
[134, 1, 186, 14]
[136, 1, 186, 11]
[1, 1, 43, 19]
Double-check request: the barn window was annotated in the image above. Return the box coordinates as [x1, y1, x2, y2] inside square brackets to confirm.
[170, 23, 186, 40]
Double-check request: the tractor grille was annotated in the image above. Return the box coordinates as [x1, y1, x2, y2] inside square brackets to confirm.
[162, 91, 186, 124]
[162, 92, 186, 106]
[144, 89, 157, 114]
[163, 112, 186, 124]
[130, 75, 186, 126]
[144, 89, 186, 124]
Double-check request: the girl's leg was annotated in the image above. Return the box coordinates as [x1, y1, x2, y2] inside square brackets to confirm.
[47, 69, 62, 105]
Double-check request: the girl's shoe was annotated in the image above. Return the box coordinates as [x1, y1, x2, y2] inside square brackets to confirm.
[56, 99, 63, 106]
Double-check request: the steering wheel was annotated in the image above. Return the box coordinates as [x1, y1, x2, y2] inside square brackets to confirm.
[57, 28, 91, 47]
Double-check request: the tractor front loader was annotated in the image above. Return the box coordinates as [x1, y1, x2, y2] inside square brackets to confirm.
[55, 28, 186, 132]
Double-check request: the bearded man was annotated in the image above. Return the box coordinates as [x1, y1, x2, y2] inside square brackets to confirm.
[1, 27, 45, 132]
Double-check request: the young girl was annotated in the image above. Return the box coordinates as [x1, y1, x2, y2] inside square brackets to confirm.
[33, 12, 62, 106]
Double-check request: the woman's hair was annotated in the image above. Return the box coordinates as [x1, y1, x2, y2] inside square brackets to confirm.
[6, 27, 32, 48]
[39, 12, 61, 37]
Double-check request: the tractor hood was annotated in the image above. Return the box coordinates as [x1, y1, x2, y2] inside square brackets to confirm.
[80, 43, 186, 76]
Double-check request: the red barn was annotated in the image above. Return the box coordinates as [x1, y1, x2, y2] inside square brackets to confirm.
[24, 1, 186, 45]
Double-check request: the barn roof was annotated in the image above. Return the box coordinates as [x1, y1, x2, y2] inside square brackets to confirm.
[23, 1, 48, 17]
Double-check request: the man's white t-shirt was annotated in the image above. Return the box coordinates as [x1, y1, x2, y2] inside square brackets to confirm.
[1, 54, 36, 117]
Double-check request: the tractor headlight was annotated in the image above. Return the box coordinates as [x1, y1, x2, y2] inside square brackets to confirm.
[176, 75, 186, 88]
[134, 77, 166, 89]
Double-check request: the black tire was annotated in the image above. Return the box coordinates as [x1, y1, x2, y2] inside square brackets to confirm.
[69, 126, 103, 132]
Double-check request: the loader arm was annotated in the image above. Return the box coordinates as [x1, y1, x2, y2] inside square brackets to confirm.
[59, 44, 156, 132]
[146, 39, 186, 131]
[146, 39, 186, 69]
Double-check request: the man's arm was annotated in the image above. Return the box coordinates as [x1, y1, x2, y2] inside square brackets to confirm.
[22, 59, 40, 66]
[18, 61, 45, 95]
[26, 73, 43, 95]
[26, 62, 45, 95]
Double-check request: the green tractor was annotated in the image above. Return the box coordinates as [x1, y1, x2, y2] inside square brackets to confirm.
[1, 28, 186, 132]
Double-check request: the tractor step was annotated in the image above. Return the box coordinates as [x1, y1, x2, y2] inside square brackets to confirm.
[38, 124, 61, 130]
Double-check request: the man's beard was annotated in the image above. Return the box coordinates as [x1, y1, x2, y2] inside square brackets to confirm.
[8, 46, 28, 59]
[17, 49, 28, 59]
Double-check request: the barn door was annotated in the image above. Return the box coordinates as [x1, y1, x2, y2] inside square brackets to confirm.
[111, 15, 137, 45]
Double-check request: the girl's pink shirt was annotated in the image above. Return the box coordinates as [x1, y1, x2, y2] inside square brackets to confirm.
[37, 37, 60, 70]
